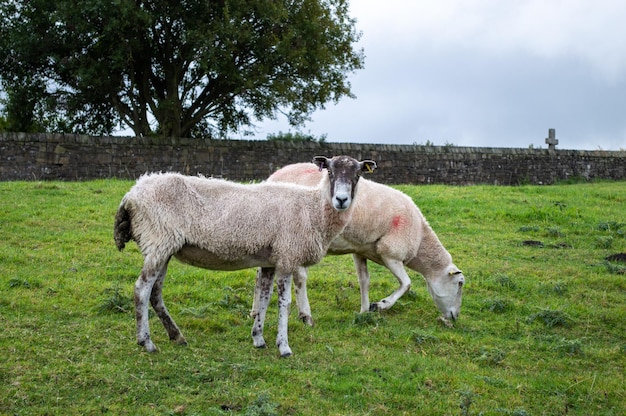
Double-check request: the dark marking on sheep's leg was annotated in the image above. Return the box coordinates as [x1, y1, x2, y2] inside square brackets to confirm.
[251, 267, 274, 349]
[135, 263, 166, 353]
[275, 271, 293, 357]
[251, 267, 273, 319]
[293, 266, 314, 327]
[149, 264, 186, 346]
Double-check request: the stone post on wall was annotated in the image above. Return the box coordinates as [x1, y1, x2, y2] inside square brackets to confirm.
[545, 128, 558, 150]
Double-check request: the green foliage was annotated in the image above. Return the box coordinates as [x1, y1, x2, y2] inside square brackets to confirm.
[527, 309, 575, 328]
[242, 394, 279, 416]
[413, 330, 439, 345]
[473, 346, 507, 366]
[98, 285, 133, 314]
[554, 338, 584, 356]
[8, 278, 43, 289]
[353, 311, 385, 326]
[1, 180, 625, 415]
[266, 130, 327, 143]
[604, 260, 626, 275]
[0, 0, 363, 138]
[458, 389, 475, 416]
[481, 299, 512, 314]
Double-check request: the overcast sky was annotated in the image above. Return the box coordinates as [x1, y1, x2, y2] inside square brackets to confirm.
[249, 0, 626, 150]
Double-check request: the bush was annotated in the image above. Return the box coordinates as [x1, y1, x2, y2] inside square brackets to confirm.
[266, 131, 327, 143]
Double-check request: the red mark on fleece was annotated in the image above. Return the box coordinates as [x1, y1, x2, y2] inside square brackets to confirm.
[392, 215, 406, 230]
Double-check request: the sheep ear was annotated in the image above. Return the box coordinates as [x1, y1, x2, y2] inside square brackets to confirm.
[313, 156, 330, 172]
[360, 160, 377, 174]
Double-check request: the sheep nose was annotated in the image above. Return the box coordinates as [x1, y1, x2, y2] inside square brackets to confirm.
[335, 195, 349, 208]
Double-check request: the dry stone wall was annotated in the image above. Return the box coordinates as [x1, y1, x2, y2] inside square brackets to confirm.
[1, 132, 624, 185]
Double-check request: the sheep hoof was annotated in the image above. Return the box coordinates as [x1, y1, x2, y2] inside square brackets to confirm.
[171, 334, 187, 346]
[141, 340, 158, 353]
[438, 316, 454, 328]
[299, 313, 315, 327]
[369, 303, 380, 312]
[279, 346, 293, 358]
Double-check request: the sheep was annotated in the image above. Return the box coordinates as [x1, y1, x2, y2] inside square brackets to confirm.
[114, 155, 376, 357]
[251, 163, 464, 327]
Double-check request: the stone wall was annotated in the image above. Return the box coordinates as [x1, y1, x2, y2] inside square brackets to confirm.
[1, 132, 625, 185]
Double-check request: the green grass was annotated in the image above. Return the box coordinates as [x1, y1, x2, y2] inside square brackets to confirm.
[1, 180, 625, 415]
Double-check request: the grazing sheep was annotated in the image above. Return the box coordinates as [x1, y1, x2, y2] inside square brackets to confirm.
[114, 156, 377, 357]
[252, 163, 464, 326]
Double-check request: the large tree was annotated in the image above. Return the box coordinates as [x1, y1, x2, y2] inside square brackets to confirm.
[0, 0, 363, 138]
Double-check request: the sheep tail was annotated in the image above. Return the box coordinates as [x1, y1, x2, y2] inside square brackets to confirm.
[114, 201, 133, 251]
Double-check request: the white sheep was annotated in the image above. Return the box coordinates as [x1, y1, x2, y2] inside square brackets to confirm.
[252, 163, 464, 326]
[114, 156, 377, 357]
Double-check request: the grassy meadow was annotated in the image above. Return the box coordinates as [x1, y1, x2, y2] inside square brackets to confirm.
[0, 178, 625, 415]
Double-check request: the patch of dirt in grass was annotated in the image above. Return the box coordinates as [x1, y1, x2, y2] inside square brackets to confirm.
[549, 242, 572, 249]
[521, 240, 544, 247]
[605, 253, 626, 263]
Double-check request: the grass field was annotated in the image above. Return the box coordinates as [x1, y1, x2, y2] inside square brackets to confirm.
[0, 179, 624, 415]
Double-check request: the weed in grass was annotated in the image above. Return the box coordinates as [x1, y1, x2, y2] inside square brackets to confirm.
[538, 281, 568, 296]
[8, 278, 42, 288]
[180, 304, 213, 318]
[97, 285, 133, 314]
[242, 394, 279, 416]
[554, 338, 584, 356]
[527, 309, 574, 328]
[546, 226, 564, 237]
[481, 299, 512, 313]
[473, 346, 507, 366]
[518, 225, 540, 233]
[458, 389, 475, 416]
[217, 286, 251, 316]
[413, 330, 439, 345]
[353, 311, 385, 327]
[595, 235, 614, 249]
[596, 221, 625, 232]
[551, 282, 568, 296]
[478, 376, 509, 388]
[604, 260, 626, 274]
[494, 274, 518, 290]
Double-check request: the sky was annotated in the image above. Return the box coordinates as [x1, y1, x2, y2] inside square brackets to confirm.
[247, 0, 626, 150]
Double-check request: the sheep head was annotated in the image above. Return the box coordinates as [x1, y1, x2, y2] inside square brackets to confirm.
[313, 155, 377, 211]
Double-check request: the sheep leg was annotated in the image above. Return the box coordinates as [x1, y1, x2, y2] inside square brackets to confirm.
[275, 271, 293, 357]
[370, 258, 412, 311]
[135, 260, 169, 352]
[293, 266, 314, 326]
[352, 254, 372, 313]
[250, 267, 264, 319]
[251, 267, 275, 350]
[149, 266, 186, 346]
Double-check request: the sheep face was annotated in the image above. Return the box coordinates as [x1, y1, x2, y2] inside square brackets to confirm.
[426, 265, 465, 321]
[313, 155, 377, 211]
